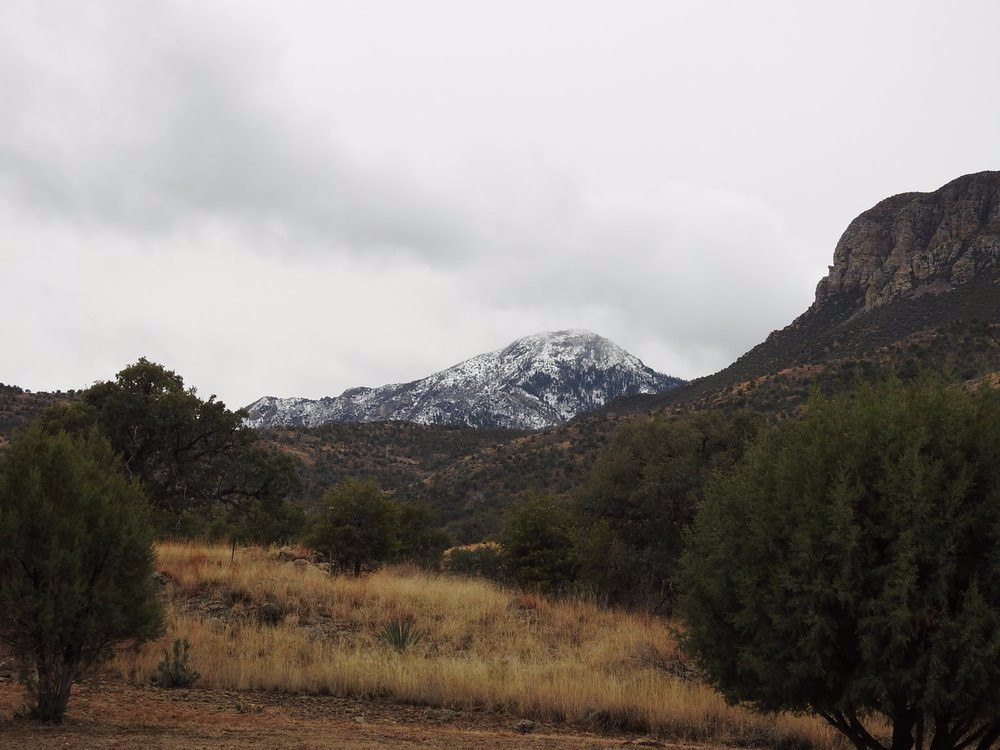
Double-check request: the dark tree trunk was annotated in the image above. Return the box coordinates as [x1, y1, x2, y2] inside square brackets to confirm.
[974, 722, 1000, 750]
[890, 712, 918, 750]
[929, 716, 952, 750]
[32, 657, 78, 723]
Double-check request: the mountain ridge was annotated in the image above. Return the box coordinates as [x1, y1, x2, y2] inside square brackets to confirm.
[245, 329, 683, 431]
[605, 170, 1000, 416]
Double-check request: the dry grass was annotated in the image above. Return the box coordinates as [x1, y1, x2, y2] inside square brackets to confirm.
[112, 542, 840, 749]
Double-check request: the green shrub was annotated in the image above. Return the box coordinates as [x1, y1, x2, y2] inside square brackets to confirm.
[500, 493, 577, 594]
[154, 638, 201, 688]
[443, 545, 507, 582]
[306, 480, 397, 575]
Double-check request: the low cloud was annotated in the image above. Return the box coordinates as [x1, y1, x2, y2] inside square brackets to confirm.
[7, 1, 989, 405]
[0, 3, 467, 260]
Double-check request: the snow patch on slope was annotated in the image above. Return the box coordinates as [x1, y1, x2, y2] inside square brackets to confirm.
[244, 330, 684, 431]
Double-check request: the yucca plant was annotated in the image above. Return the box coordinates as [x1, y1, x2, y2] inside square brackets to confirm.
[378, 618, 422, 653]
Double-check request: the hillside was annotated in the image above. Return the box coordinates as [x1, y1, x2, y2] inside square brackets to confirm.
[0, 384, 75, 447]
[4, 173, 998, 546]
[611, 171, 1000, 415]
[263, 416, 618, 542]
[0, 542, 838, 748]
[83, 542, 831, 749]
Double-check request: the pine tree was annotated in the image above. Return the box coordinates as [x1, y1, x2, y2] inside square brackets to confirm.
[0, 427, 164, 722]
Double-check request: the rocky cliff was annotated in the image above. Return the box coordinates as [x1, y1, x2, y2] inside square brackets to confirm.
[814, 171, 1000, 314]
[609, 171, 1000, 417]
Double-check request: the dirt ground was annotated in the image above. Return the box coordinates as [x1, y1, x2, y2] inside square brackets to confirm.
[0, 680, 718, 750]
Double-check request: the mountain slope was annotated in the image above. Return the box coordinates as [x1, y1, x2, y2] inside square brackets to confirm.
[610, 171, 1000, 416]
[246, 330, 683, 431]
[0, 384, 75, 448]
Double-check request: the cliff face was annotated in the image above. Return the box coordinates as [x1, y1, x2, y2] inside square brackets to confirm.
[813, 171, 1000, 314]
[607, 170, 1000, 418]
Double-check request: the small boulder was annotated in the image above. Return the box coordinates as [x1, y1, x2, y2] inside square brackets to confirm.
[513, 719, 536, 734]
[256, 602, 284, 626]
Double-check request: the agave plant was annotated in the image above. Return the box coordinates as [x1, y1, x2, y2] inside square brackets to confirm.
[378, 618, 422, 653]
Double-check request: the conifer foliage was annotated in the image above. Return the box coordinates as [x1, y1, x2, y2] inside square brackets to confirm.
[43, 358, 301, 538]
[678, 379, 1000, 750]
[0, 427, 164, 722]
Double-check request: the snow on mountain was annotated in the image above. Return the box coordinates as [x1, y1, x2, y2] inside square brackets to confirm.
[243, 330, 684, 431]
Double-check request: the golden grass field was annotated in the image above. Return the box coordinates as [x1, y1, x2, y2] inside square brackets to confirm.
[99, 542, 841, 749]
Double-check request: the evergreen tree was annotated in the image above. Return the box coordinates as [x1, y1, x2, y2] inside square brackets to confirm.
[678, 379, 1000, 750]
[0, 427, 164, 722]
[500, 493, 577, 593]
[307, 480, 398, 575]
[43, 358, 301, 537]
[393, 502, 450, 567]
[576, 411, 761, 610]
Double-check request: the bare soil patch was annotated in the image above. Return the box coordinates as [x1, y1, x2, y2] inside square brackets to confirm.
[0, 680, 726, 750]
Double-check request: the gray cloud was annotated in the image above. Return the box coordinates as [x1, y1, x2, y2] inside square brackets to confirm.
[0, 2, 468, 259]
[1, 1, 998, 406]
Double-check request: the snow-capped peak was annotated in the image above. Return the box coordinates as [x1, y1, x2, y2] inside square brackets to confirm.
[244, 331, 684, 431]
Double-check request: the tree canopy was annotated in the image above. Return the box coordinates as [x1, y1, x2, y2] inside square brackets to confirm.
[678, 379, 1000, 750]
[394, 501, 451, 567]
[307, 479, 399, 575]
[576, 410, 761, 610]
[0, 427, 164, 722]
[44, 358, 301, 538]
[500, 492, 577, 593]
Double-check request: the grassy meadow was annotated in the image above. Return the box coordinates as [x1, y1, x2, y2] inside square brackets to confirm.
[107, 542, 841, 749]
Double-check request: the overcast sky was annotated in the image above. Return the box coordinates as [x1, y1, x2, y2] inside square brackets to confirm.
[2, 1, 999, 407]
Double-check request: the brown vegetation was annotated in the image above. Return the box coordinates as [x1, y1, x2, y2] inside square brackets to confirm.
[102, 542, 837, 749]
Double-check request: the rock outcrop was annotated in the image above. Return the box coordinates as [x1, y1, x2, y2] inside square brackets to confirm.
[814, 171, 1000, 314]
[608, 170, 1000, 418]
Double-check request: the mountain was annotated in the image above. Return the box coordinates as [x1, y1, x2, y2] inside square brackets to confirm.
[610, 171, 1000, 416]
[254, 172, 1000, 542]
[814, 170, 1000, 313]
[245, 330, 684, 431]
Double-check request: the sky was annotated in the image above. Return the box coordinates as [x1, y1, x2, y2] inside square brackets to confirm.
[2, 0, 999, 408]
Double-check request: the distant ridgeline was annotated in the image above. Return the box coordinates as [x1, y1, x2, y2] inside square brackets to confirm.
[266, 171, 1000, 541]
[244, 329, 684, 431]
